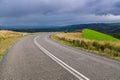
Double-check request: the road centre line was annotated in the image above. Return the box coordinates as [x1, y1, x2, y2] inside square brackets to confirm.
[33, 35, 90, 80]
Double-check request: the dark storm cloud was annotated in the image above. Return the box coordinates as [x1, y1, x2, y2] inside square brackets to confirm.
[0, 0, 120, 26]
[0, 0, 61, 17]
[0, 0, 120, 17]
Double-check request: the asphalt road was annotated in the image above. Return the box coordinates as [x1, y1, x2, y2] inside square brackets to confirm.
[0, 33, 120, 80]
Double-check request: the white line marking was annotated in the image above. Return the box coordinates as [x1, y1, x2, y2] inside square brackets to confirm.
[33, 35, 90, 80]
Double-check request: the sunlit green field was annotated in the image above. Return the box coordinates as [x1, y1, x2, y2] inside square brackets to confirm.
[82, 29, 120, 42]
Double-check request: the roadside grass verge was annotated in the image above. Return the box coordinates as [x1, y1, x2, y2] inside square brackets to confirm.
[0, 30, 27, 59]
[51, 32, 120, 60]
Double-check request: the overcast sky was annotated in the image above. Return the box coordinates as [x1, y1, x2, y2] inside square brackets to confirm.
[0, 0, 120, 26]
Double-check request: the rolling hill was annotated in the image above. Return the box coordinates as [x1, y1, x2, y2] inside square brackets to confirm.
[0, 23, 120, 39]
[59, 23, 120, 39]
[82, 29, 120, 42]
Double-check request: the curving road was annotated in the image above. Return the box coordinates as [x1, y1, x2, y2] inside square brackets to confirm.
[0, 33, 120, 80]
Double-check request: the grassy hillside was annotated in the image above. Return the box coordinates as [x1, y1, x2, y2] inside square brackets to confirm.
[1, 23, 120, 39]
[58, 23, 120, 39]
[0, 30, 26, 59]
[82, 29, 120, 42]
[52, 30, 120, 60]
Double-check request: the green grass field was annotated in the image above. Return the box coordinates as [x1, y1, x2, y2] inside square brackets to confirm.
[82, 29, 120, 42]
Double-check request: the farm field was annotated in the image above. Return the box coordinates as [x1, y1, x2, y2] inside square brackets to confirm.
[82, 29, 120, 42]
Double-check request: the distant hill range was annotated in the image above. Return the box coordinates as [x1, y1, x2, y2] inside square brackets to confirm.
[0, 23, 120, 39]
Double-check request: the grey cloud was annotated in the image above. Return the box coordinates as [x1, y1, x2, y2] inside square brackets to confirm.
[0, 0, 120, 26]
[0, 0, 120, 17]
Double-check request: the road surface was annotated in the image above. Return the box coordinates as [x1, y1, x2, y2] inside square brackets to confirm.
[0, 33, 120, 80]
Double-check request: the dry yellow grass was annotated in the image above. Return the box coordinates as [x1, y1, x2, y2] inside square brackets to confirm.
[0, 30, 27, 59]
[55, 32, 82, 41]
[0, 30, 26, 39]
